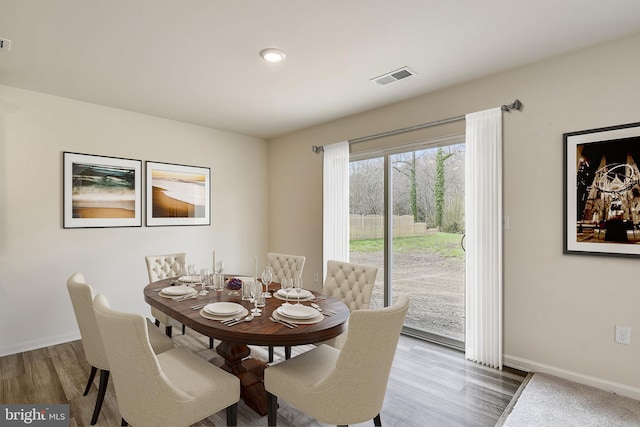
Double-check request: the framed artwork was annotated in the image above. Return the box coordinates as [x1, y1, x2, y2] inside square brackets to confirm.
[145, 161, 210, 226]
[563, 121, 640, 257]
[63, 152, 142, 228]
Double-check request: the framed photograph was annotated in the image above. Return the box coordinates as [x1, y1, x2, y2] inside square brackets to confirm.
[564, 121, 640, 257]
[146, 161, 210, 226]
[63, 152, 142, 228]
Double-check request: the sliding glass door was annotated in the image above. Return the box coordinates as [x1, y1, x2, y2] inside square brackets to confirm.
[349, 137, 466, 347]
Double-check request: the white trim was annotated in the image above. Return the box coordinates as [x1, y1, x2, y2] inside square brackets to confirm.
[504, 354, 640, 401]
[0, 332, 80, 358]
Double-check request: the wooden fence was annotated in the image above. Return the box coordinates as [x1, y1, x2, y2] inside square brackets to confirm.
[350, 214, 435, 240]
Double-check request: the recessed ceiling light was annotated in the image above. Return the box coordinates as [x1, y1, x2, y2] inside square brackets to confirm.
[260, 48, 286, 63]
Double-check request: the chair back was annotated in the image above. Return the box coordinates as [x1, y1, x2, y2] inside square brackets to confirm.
[145, 253, 187, 283]
[323, 260, 378, 311]
[315, 295, 409, 422]
[266, 252, 306, 282]
[93, 294, 191, 425]
[67, 273, 109, 370]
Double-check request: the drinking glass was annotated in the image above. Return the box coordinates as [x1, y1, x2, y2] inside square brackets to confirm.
[250, 280, 262, 315]
[188, 264, 197, 277]
[215, 260, 224, 292]
[294, 276, 303, 305]
[281, 276, 292, 304]
[199, 268, 210, 295]
[261, 267, 273, 298]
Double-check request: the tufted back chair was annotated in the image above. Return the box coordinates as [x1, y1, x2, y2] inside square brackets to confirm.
[266, 253, 306, 282]
[145, 253, 186, 282]
[323, 260, 378, 312]
[145, 253, 186, 337]
[265, 295, 409, 426]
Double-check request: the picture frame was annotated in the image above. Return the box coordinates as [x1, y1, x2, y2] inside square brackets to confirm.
[563, 121, 640, 257]
[63, 152, 142, 228]
[145, 161, 210, 226]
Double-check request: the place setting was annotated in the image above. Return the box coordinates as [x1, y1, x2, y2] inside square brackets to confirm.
[157, 284, 199, 301]
[198, 301, 249, 321]
[272, 302, 324, 325]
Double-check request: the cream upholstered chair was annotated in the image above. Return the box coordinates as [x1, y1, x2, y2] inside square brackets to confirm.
[265, 252, 306, 361]
[321, 260, 378, 349]
[67, 273, 174, 425]
[266, 252, 306, 282]
[93, 293, 240, 427]
[145, 253, 186, 337]
[265, 295, 409, 427]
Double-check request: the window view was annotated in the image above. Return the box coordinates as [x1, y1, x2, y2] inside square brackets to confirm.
[349, 141, 466, 344]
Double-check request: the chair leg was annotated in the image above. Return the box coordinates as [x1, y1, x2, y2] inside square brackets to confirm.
[209, 337, 214, 349]
[83, 366, 98, 396]
[373, 413, 382, 426]
[268, 346, 274, 362]
[285, 346, 291, 360]
[338, 425, 348, 427]
[267, 392, 277, 426]
[121, 418, 128, 426]
[165, 325, 172, 337]
[154, 319, 160, 327]
[182, 324, 186, 335]
[90, 369, 110, 425]
[226, 402, 238, 427]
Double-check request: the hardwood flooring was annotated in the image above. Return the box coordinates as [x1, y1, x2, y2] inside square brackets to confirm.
[0, 331, 526, 426]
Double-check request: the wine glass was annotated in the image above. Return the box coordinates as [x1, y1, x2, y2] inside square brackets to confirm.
[261, 267, 273, 298]
[250, 280, 262, 316]
[281, 276, 292, 304]
[199, 268, 210, 295]
[215, 260, 224, 291]
[294, 276, 303, 305]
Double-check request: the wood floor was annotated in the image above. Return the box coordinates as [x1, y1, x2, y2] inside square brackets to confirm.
[0, 330, 526, 427]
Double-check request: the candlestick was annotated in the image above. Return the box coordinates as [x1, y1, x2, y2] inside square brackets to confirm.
[212, 250, 216, 270]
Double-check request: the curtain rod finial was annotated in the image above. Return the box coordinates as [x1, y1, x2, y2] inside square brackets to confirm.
[502, 99, 523, 112]
[312, 145, 324, 153]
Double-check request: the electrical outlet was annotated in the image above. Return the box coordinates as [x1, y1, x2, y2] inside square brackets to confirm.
[615, 325, 631, 345]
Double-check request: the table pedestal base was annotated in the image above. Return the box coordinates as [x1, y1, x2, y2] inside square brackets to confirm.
[217, 341, 268, 416]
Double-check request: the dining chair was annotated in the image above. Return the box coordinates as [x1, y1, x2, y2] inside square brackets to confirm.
[66, 273, 174, 425]
[264, 295, 409, 427]
[266, 252, 306, 283]
[93, 293, 240, 427]
[144, 253, 186, 337]
[321, 259, 378, 348]
[265, 252, 306, 361]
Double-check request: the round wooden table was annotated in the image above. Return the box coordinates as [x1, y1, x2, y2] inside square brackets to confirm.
[144, 278, 349, 415]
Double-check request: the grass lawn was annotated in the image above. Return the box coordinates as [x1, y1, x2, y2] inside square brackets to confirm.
[351, 232, 465, 258]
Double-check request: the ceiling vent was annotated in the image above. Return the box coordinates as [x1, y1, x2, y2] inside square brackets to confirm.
[371, 66, 416, 86]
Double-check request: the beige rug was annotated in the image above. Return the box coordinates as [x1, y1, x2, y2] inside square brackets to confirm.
[498, 373, 640, 427]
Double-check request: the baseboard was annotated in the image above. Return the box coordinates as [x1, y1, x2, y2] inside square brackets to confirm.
[504, 353, 640, 401]
[0, 332, 80, 357]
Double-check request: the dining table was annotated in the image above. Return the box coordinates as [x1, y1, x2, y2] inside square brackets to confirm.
[144, 277, 349, 416]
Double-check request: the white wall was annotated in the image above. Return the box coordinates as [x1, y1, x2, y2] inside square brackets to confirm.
[0, 85, 268, 356]
[268, 33, 640, 398]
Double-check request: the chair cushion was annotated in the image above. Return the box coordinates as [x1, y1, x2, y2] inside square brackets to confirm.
[264, 345, 338, 407]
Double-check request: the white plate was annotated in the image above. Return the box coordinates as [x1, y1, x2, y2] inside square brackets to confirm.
[204, 302, 243, 316]
[178, 275, 201, 283]
[277, 288, 313, 299]
[160, 285, 193, 296]
[278, 304, 318, 319]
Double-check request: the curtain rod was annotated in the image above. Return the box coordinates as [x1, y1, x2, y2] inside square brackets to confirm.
[311, 99, 523, 153]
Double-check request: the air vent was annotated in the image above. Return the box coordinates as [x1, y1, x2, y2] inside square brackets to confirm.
[371, 66, 416, 86]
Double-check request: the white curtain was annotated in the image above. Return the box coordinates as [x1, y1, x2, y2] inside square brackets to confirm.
[465, 108, 503, 369]
[322, 141, 350, 280]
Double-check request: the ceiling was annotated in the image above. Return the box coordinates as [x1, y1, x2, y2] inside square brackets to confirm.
[1, 1, 640, 139]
